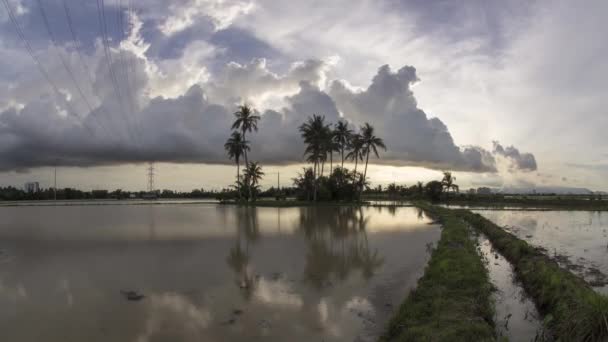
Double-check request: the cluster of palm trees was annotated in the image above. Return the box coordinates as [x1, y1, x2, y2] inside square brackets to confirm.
[298, 115, 386, 201]
[224, 105, 265, 201]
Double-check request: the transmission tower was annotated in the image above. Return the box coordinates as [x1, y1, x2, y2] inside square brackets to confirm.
[147, 162, 155, 192]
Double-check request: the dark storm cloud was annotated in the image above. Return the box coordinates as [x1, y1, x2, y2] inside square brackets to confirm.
[0, 1, 537, 173]
[0, 54, 537, 173]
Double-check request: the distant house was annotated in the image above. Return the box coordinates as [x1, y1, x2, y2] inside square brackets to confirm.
[24, 182, 40, 193]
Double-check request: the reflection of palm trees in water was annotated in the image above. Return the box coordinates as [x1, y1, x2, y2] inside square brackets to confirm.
[226, 206, 260, 300]
[301, 206, 384, 289]
[225, 205, 384, 300]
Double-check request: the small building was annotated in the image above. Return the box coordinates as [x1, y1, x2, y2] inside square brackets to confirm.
[24, 182, 40, 193]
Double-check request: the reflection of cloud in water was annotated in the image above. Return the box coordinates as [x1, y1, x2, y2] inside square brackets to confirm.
[136, 293, 211, 342]
[59, 279, 73, 307]
[0, 278, 27, 301]
[516, 216, 538, 230]
[254, 277, 303, 308]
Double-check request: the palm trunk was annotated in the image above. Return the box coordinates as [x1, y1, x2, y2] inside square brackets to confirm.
[321, 159, 325, 177]
[313, 159, 318, 202]
[352, 154, 359, 189]
[329, 152, 333, 172]
[361, 148, 370, 198]
[341, 148, 344, 168]
[236, 160, 241, 200]
[242, 129, 252, 201]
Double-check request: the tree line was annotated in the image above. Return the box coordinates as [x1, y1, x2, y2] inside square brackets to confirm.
[224, 104, 389, 202]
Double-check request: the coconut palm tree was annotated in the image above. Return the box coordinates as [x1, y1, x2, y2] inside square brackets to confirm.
[324, 126, 339, 173]
[441, 171, 459, 196]
[232, 105, 260, 199]
[360, 123, 386, 196]
[299, 115, 331, 200]
[346, 133, 364, 174]
[333, 121, 353, 168]
[416, 181, 424, 196]
[243, 162, 264, 200]
[224, 131, 249, 200]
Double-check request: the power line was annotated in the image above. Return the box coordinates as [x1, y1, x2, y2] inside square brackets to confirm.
[96, 0, 136, 143]
[1, 0, 93, 134]
[117, 0, 143, 145]
[36, 0, 99, 124]
[61, 0, 114, 139]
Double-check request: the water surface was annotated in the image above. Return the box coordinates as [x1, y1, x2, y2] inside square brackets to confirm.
[0, 204, 440, 341]
[474, 210, 608, 293]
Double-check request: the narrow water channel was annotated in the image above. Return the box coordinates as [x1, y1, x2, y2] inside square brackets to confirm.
[477, 234, 544, 341]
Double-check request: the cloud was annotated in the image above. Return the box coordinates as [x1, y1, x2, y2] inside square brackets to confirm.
[159, 0, 254, 35]
[0, 52, 536, 174]
[0, 1, 539, 174]
[493, 141, 537, 171]
[329, 64, 499, 171]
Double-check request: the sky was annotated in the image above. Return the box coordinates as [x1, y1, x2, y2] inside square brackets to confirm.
[0, 0, 606, 192]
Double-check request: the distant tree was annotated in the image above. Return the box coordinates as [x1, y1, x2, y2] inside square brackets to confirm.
[232, 105, 260, 199]
[359, 123, 386, 197]
[441, 171, 459, 196]
[243, 162, 264, 201]
[416, 181, 425, 196]
[299, 115, 332, 200]
[225, 131, 250, 200]
[333, 120, 353, 168]
[425, 180, 444, 201]
[346, 133, 364, 175]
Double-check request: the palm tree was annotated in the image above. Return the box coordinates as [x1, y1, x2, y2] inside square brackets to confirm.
[441, 171, 459, 196]
[243, 162, 264, 200]
[333, 121, 352, 168]
[324, 126, 339, 173]
[346, 133, 364, 174]
[416, 181, 424, 196]
[360, 123, 386, 196]
[232, 105, 260, 199]
[224, 131, 249, 200]
[299, 115, 330, 200]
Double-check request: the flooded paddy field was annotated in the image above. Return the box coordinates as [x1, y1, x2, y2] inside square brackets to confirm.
[474, 209, 608, 293]
[0, 204, 440, 341]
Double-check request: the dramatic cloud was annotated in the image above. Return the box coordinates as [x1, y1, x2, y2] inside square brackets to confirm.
[0, 0, 541, 177]
[493, 141, 537, 171]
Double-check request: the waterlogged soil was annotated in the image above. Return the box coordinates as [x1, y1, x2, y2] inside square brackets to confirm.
[477, 234, 544, 341]
[474, 210, 608, 293]
[0, 204, 440, 341]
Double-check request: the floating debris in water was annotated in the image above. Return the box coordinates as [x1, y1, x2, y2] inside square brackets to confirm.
[120, 290, 145, 301]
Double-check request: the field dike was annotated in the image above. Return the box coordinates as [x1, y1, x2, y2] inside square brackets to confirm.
[453, 206, 608, 341]
[380, 204, 495, 341]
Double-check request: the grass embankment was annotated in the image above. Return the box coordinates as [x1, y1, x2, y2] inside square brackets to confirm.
[456, 209, 608, 341]
[380, 204, 495, 341]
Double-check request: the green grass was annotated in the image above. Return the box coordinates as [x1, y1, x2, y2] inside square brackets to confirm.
[456, 208, 608, 341]
[380, 203, 495, 341]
